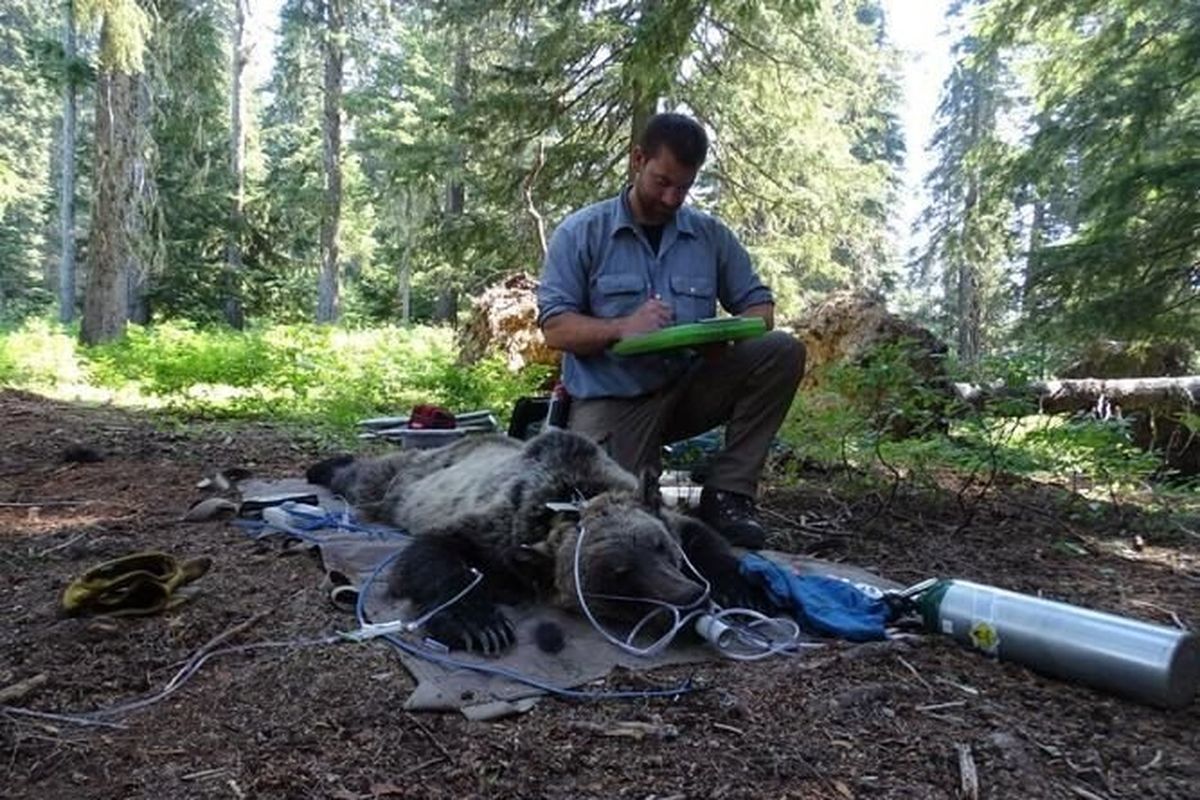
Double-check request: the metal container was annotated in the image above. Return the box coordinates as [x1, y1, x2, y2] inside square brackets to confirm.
[916, 579, 1199, 709]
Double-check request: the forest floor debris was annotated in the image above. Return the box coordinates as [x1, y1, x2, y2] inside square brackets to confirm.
[1, 388, 1197, 799]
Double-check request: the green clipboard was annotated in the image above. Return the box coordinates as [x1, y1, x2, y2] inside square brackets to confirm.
[611, 316, 767, 356]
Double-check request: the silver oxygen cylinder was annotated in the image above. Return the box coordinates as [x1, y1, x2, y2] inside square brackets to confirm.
[916, 579, 1199, 709]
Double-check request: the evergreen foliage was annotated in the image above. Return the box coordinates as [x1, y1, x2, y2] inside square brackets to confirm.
[989, 0, 1200, 346]
[0, 0, 60, 319]
[919, 0, 1199, 360]
[142, 0, 232, 322]
[0, 0, 1192, 366]
[916, 4, 1018, 363]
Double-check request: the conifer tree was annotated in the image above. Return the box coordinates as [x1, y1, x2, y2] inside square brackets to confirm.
[79, 0, 151, 344]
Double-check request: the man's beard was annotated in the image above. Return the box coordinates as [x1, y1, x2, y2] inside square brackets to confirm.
[632, 183, 677, 225]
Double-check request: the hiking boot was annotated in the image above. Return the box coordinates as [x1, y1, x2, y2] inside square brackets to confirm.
[698, 488, 767, 549]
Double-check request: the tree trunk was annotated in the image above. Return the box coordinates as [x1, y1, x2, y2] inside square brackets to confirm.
[81, 25, 139, 345]
[223, 0, 247, 329]
[627, 0, 662, 156]
[434, 33, 467, 326]
[955, 254, 979, 364]
[629, 93, 655, 156]
[125, 76, 152, 326]
[1021, 197, 1045, 311]
[58, 0, 77, 324]
[523, 139, 548, 261]
[951, 376, 1200, 416]
[956, 89, 983, 365]
[44, 114, 61, 293]
[397, 247, 411, 324]
[316, 0, 343, 324]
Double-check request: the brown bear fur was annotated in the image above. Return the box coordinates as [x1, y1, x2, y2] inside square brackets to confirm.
[307, 429, 770, 653]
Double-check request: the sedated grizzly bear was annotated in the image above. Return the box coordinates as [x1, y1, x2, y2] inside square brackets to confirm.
[306, 429, 772, 653]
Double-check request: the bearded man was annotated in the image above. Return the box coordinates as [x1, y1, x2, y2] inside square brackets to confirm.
[536, 112, 805, 549]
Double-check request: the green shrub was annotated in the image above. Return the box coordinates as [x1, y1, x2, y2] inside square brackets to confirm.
[777, 343, 1166, 492]
[1, 318, 551, 432]
[0, 318, 89, 389]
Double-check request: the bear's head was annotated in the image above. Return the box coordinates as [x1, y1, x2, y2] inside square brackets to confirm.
[542, 475, 707, 624]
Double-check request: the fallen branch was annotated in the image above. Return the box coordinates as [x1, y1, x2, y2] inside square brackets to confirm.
[399, 756, 448, 778]
[1125, 599, 1189, 630]
[405, 712, 453, 760]
[956, 743, 979, 800]
[83, 611, 289, 721]
[896, 655, 934, 695]
[36, 532, 88, 556]
[916, 700, 967, 712]
[182, 611, 271, 669]
[0, 673, 48, 704]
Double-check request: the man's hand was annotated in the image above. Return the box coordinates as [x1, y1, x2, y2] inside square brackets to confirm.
[619, 298, 673, 338]
[542, 299, 672, 356]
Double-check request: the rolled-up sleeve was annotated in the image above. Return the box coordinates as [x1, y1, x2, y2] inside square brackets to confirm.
[537, 222, 587, 327]
[715, 221, 773, 314]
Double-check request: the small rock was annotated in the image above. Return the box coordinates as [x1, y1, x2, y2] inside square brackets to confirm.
[62, 444, 104, 464]
[182, 497, 239, 521]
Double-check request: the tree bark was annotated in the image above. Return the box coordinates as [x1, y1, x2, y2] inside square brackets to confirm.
[627, 0, 662, 157]
[397, 247, 411, 324]
[316, 0, 344, 324]
[956, 76, 983, 365]
[223, 0, 247, 329]
[81, 23, 139, 345]
[951, 376, 1200, 416]
[523, 139, 548, 261]
[58, 0, 77, 324]
[434, 33, 468, 326]
[125, 76, 152, 326]
[1022, 197, 1045, 311]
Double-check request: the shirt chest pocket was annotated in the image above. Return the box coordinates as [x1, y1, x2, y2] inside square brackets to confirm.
[669, 274, 716, 323]
[592, 273, 646, 318]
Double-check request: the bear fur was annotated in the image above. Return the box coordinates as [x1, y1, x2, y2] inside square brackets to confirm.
[307, 429, 771, 653]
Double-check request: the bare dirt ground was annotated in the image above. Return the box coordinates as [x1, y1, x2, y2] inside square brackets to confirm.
[1, 387, 1198, 800]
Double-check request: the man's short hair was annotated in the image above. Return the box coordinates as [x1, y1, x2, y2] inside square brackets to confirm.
[638, 113, 708, 168]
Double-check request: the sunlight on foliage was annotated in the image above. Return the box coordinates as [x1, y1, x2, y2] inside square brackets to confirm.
[0, 318, 92, 389]
[0, 320, 549, 433]
[776, 343, 1182, 499]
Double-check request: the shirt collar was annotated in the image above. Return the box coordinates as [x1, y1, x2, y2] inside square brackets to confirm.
[612, 188, 695, 238]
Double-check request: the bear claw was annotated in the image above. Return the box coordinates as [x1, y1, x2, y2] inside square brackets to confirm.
[426, 606, 515, 655]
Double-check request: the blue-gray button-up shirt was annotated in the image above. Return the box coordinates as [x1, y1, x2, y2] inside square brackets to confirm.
[537, 189, 774, 399]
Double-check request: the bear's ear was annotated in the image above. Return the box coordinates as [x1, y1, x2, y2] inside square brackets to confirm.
[305, 454, 355, 487]
[637, 469, 662, 513]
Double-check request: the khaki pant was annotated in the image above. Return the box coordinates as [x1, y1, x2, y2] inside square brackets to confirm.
[568, 330, 805, 496]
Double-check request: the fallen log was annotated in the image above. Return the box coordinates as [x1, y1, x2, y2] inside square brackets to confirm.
[952, 375, 1200, 474]
[951, 376, 1200, 415]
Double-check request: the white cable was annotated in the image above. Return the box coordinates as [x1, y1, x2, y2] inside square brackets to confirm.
[572, 523, 710, 657]
[572, 523, 810, 660]
[344, 516, 810, 660]
[341, 568, 483, 641]
[694, 609, 816, 661]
